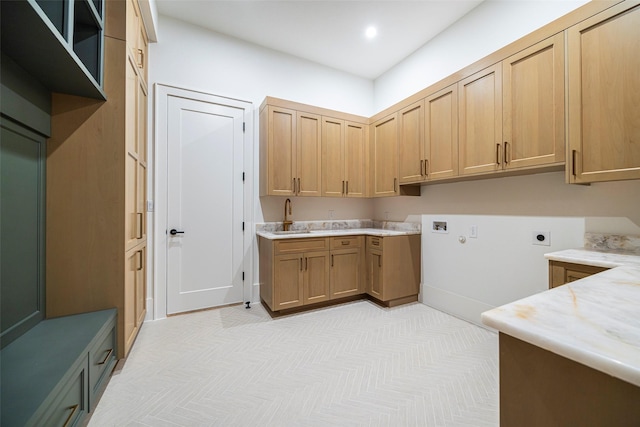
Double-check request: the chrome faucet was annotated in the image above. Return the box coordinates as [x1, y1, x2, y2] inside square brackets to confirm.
[283, 198, 293, 231]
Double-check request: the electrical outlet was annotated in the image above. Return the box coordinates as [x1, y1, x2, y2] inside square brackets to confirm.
[147, 200, 154, 212]
[328, 210, 334, 219]
[532, 231, 550, 246]
[470, 225, 478, 238]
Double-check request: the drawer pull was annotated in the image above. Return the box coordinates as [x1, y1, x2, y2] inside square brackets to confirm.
[63, 404, 79, 427]
[372, 240, 380, 246]
[98, 348, 114, 365]
[341, 240, 350, 245]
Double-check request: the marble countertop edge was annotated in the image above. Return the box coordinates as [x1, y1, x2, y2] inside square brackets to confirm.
[482, 264, 640, 388]
[256, 228, 420, 240]
[544, 248, 640, 268]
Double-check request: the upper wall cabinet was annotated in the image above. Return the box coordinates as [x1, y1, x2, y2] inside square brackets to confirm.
[259, 106, 322, 197]
[459, 34, 565, 177]
[1, 0, 105, 99]
[321, 118, 368, 198]
[259, 98, 368, 198]
[458, 63, 503, 176]
[502, 33, 565, 171]
[397, 84, 459, 185]
[370, 113, 399, 197]
[567, 1, 640, 183]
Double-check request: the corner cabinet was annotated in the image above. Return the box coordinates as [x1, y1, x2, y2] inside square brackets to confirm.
[370, 113, 399, 196]
[46, 0, 149, 359]
[365, 235, 421, 306]
[567, 1, 640, 183]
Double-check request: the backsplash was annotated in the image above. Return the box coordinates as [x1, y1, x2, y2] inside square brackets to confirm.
[584, 233, 640, 254]
[256, 219, 421, 233]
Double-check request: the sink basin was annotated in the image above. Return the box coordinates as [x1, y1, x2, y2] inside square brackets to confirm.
[271, 230, 310, 235]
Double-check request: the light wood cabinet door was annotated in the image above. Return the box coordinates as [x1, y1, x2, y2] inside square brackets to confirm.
[344, 122, 367, 197]
[367, 248, 383, 300]
[398, 101, 425, 184]
[459, 63, 503, 176]
[297, 112, 322, 196]
[266, 106, 296, 196]
[124, 247, 140, 355]
[321, 117, 345, 197]
[322, 118, 367, 198]
[330, 248, 363, 299]
[274, 253, 303, 310]
[425, 84, 459, 181]
[549, 260, 609, 288]
[568, 1, 640, 183]
[371, 113, 398, 197]
[303, 251, 330, 304]
[503, 33, 565, 170]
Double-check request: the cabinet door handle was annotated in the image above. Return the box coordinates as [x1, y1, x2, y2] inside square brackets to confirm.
[345, 181, 348, 195]
[420, 159, 424, 176]
[137, 250, 144, 271]
[137, 212, 143, 239]
[63, 404, 79, 427]
[305, 257, 308, 270]
[393, 178, 397, 193]
[138, 48, 144, 69]
[424, 159, 429, 176]
[496, 143, 501, 165]
[504, 142, 509, 165]
[297, 178, 301, 195]
[331, 254, 334, 266]
[342, 180, 345, 194]
[292, 178, 296, 195]
[300, 257, 303, 271]
[378, 255, 382, 267]
[98, 348, 114, 365]
[572, 149, 577, 177]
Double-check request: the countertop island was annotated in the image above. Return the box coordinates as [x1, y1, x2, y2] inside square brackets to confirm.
[482, 245, 640, 426]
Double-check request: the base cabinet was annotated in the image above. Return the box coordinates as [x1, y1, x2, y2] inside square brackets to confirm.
[330, 236, 365, 298]
[260, 233, 420, 313]
[548, 260, 609, 288]
[366, 235, 421, 305]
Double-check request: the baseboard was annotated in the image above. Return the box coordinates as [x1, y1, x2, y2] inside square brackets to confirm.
[421, 285, 496, 331]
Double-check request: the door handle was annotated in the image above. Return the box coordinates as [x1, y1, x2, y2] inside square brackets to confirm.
[169, 229, 185, 235]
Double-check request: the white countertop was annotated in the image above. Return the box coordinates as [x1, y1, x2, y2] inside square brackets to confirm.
[257, 228, 420, 240]
[482, 248, 640, 387]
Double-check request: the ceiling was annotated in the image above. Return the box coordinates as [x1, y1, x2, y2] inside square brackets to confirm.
[155, 1, 485, 80]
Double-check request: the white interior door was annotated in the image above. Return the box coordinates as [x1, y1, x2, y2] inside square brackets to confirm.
[166, 95, 244, 314]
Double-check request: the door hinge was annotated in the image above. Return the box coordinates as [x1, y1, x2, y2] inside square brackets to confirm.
[242, 172, 245, 182]
[242, 222, 245, 231]
[242, 271, 245, 281]
[243, 122, 246, 133]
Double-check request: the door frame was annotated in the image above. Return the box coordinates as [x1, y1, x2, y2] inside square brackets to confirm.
[153, 84, 254, 320]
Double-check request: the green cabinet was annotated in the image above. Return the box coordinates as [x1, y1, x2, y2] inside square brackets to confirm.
[1, 309, 117, 427]
[1, 0, 105, 99]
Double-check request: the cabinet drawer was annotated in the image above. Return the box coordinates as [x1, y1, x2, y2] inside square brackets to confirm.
[275, 238, 329, 254]
[89, 325, 117, 410]
[367, 236, 383, 249]
[31, 360, 87, 427]
[330, 235, 363, 249]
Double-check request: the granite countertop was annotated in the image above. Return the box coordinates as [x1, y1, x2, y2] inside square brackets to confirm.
[482, 234, 640, 387]
[256, 220, 421, 240]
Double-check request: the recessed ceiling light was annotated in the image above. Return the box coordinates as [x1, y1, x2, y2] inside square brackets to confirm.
[365, 26, 377, 39]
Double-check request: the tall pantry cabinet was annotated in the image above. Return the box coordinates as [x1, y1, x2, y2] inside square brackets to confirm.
[47, 0, 149, 359]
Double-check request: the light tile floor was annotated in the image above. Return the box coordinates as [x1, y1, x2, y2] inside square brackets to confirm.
[88, 301, 498, 426]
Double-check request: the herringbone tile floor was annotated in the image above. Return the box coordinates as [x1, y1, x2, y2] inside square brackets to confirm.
[88, 301, 498, 426]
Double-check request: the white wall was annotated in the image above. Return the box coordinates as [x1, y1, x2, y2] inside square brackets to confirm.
[373, 0, 589, 112]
